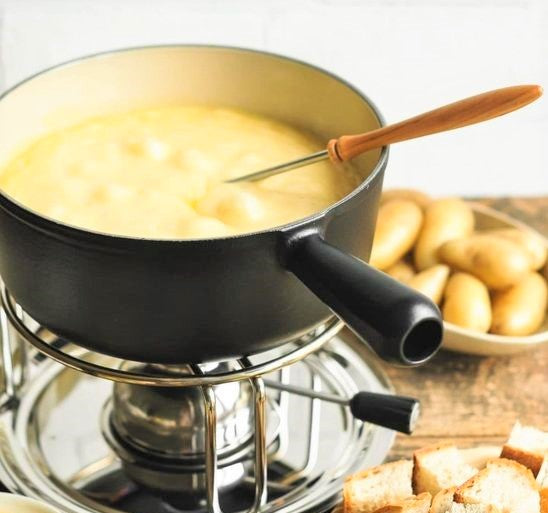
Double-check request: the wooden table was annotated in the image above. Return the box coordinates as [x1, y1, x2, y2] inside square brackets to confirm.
[381, 197, 548, 461]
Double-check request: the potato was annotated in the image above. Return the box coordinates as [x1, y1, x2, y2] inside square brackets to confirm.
[370, 200, 423, 270]
[439, 234, 532, 290]
[385, 259, 415, 283]
[490, 272, 547, 336]
[407, 264, 450, 305]
[380, 188, 432, 209]
[414, 198, 474, 270]
[442, 273, 492, 332]
[486, 228, 547, 271]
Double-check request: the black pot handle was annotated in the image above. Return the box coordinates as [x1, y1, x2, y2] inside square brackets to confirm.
[285, 232, 442, 365]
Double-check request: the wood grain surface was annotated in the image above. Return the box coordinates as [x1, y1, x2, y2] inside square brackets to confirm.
[382, 196, 548, 461]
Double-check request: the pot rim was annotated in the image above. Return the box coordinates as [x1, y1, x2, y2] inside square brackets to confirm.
[0, 44, 389, 245]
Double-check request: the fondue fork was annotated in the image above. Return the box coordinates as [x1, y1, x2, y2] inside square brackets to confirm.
[227, 84, 542, 183]
[263, 379, 419, 434]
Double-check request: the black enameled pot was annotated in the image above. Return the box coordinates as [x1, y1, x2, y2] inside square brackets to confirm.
[0, 46, 442, 365]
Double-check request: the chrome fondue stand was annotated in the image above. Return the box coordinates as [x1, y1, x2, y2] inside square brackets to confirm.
[0, 284, 415, 513]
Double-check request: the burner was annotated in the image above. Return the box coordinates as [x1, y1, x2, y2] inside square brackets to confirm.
[107, 364, 267, 461]
[101, 364, 281, 507]
[0, 293, 397, 513]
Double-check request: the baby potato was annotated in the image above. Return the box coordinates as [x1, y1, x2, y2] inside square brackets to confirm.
[442, 273, 492, 332]
[380, 188, 432, 210]
[370, 200, 423, 270]
[487, 228, 547, 271]
[439, 234, 532, 290]
[385, 259, 415, 283]
[407, 264, 450, 305]
[414, 198, 474, 270]
[490, 272, 547, 336]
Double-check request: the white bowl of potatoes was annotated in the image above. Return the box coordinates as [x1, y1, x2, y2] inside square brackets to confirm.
[371, 189, 548, 356]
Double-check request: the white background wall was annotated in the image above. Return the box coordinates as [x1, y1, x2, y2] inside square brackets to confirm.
[0, 0, 546, 197]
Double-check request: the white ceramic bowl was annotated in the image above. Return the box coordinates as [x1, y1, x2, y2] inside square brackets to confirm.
[442, 202, 548, 356]
[0, 493, 59, 513]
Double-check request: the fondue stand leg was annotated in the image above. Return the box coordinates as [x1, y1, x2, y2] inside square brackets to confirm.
[295, 372, 322, 479]
[194, 357, 268, 513]
[192, 364, 222, 513]
[202, 386, 221, 513]
[0, 308, 17, 407]
[268, 367, 291, 461]
[277, 371, 322, 486]
[0, 303, 27, 407]
[242, 356, 269, 512]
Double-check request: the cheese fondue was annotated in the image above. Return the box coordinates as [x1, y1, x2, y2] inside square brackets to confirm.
[0, 106, 360, 239]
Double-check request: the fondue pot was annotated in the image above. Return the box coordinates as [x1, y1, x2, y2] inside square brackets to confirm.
[0, 46, 442, 365]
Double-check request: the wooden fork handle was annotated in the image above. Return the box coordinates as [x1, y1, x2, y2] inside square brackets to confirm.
[327, 85, 543, 163]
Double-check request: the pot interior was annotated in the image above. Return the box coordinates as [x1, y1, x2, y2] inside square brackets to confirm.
[0, 46, 383, 200]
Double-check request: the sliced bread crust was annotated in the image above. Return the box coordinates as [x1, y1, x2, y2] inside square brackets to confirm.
[541, 490, 548, 513]
[413, 443, 477, 495]
[429, 487, 455, 513]
[448, 504, 500, 512]
[501, 445, 546, 477]
[538, 457, 548, 488]
[344, 460, 413, 513]
[454, 458, 540, 513]
[500, 421, 548, 477]
[538, 458, 548, 513]
[373, 493, 432, 513]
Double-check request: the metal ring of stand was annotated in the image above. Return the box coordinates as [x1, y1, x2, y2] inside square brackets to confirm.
[1, 284, 343, 387]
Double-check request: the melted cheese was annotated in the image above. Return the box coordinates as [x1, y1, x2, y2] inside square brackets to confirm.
[0, 106, 360, 239]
